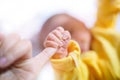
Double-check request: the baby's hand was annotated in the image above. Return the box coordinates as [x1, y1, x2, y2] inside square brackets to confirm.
[44, 27, 71, 59]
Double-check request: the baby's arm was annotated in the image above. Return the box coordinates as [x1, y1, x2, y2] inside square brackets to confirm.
[94, 0, 120, 29]
[44, 27, 89, 80]
[44, 27, 120, 80]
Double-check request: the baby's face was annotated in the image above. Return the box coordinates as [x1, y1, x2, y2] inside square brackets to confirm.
[39, 14, 91, 53]
[71, 30, 91, 52]
[40, 26, 91, 53]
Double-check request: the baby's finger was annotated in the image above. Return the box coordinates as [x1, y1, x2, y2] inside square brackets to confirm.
[52, 30, 63, 40]
[56, 26, 64, 33]
[62, 31, 71, 41]
[44, 41, 58, 48]
[60, 31, 71, 49]
[0, 40, 32, 68]
[46, 33, 63, 46]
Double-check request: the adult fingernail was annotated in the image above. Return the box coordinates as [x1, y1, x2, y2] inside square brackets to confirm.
[0, 57, 7, 68]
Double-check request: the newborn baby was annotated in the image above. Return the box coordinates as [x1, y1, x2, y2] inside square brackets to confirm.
[44, 25, 120, 80]
[38, 14, 92, 80]
[39, 14, 92, 53]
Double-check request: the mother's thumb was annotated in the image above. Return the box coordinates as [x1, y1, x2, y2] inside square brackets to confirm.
[32, 48, 56, 70]
[0, 33, 4, 46]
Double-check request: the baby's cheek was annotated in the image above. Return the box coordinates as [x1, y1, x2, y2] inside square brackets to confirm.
[79, 41, 90, 52]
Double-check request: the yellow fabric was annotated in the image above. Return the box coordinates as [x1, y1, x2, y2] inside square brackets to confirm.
[94, 0, 120, 29]
[50, 0, 120, 80]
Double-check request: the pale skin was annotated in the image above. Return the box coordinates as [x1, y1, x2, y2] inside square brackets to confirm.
[0, 27, 71, 80]
[0, 33, 57, 80]
[45, 26, 90, 59]
[44, 27, 71, 59]
[44, 26, 87, 59]
[40, 14, 92, 53]
[0, 14, 92, 80]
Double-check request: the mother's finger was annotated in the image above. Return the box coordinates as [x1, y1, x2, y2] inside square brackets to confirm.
[32, 48, 56, 72]
[0, 40, 32, 68]
[0, 33, 4, 47]
[0, 33, 20, 54]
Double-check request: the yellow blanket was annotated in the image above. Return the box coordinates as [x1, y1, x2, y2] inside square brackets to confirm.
[51, 0, 120, 80]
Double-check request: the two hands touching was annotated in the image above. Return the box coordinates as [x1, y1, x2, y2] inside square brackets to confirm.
[0, 27, 71, 80]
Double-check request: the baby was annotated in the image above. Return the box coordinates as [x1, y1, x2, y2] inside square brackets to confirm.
[42, 0, 120, 80]
[44, 26, 120, 80]
[39, 14, 92, 53]
[38, 13, 92, 80]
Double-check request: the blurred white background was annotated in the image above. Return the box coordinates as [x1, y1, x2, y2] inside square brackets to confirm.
[0, 0, 120, 80]
[0, 0, 119, 38]
[0, 0, 97, 39]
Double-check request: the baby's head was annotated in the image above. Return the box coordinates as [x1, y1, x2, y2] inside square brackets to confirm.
[39, 14, 92, 52]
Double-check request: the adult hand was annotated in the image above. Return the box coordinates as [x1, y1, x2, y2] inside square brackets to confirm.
[0, 33, 56, 80]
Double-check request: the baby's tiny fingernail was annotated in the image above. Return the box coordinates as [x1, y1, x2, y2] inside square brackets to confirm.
[62, 34, 68, 40]
[0, 57, 7, 68]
